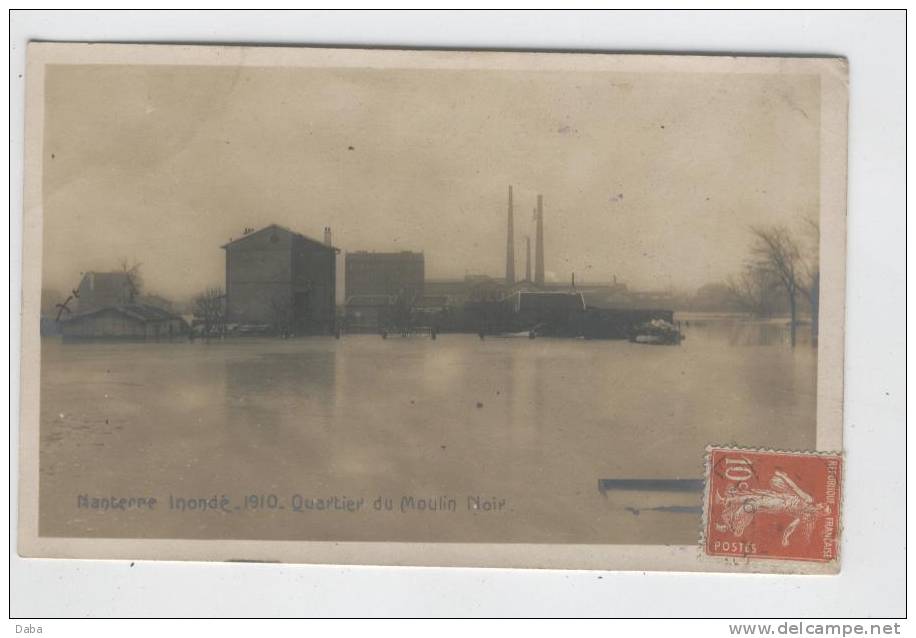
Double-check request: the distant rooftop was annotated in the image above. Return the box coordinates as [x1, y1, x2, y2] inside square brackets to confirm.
[509, 291, 587, 313]
[68, 303, 184, 323]
[347, 250, 423, 257]
[222, 224, 337, 251]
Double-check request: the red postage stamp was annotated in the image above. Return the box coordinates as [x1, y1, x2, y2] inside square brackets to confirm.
[703, 447, 843, 563]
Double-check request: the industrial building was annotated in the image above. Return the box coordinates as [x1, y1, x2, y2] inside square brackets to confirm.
[482, 290, 586, 337]
[222, 224, 338, 335]
[424, 275, 507, 307]
[345, 250, 424, 300]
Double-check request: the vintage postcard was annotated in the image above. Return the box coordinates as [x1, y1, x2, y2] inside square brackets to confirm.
[18, 43, 848, 573]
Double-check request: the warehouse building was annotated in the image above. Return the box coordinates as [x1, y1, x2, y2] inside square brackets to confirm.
[223, 224, 338, 335]
[345, 251, 424, 300]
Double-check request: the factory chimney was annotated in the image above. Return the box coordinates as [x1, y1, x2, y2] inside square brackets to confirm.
[505, 185, 515, 284]
[525, 236, 531, 282]
[534, 194, 545, 286]
[323, 226, 332, 246]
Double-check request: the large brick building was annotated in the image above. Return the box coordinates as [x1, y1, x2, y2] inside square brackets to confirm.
[223, 224, 337, 335]
[344, 251, 424, 301]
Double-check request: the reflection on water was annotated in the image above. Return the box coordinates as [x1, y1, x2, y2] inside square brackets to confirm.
[677, 312, 816, 347]
[38, 317, 817, 544]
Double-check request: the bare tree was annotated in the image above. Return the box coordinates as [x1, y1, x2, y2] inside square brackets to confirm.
[726, 265, 779, 318]
[749, 225, 804, 347]
[119, 258, 143, 303]
[797, 218, 820, 344]
[193, 287, 226, 339]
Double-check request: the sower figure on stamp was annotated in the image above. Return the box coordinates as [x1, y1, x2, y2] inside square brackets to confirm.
[715, 470, 831, 547]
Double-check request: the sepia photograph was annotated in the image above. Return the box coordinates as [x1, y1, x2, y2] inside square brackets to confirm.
[18, 42, 848, 572]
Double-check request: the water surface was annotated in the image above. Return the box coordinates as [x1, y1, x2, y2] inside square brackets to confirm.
[39, 320, 817, 544]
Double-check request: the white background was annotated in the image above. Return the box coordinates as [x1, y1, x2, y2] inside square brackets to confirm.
[7, 9, 907, 619]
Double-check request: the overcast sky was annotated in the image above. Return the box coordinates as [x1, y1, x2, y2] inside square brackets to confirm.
[41, 63, 820, 299]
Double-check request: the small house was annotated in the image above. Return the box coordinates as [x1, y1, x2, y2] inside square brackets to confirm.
[61, 304, 189, 342]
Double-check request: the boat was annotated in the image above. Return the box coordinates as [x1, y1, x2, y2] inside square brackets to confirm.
[629, 319, 684, 345]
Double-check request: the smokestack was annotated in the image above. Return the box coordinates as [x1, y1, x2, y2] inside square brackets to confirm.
[505, 186, 515, 284]
[535, 194, 545, 286]
[525, 236, 531, 282]
[323, 226, 332, 246]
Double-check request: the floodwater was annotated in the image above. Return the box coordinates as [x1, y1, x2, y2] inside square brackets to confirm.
[38, 316, 817, 544]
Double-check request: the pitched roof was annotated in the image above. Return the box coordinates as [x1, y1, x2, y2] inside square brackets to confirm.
[221, 224, 337, 252]
[68, 304, 186, 324]
[512, 291, 587, 312]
